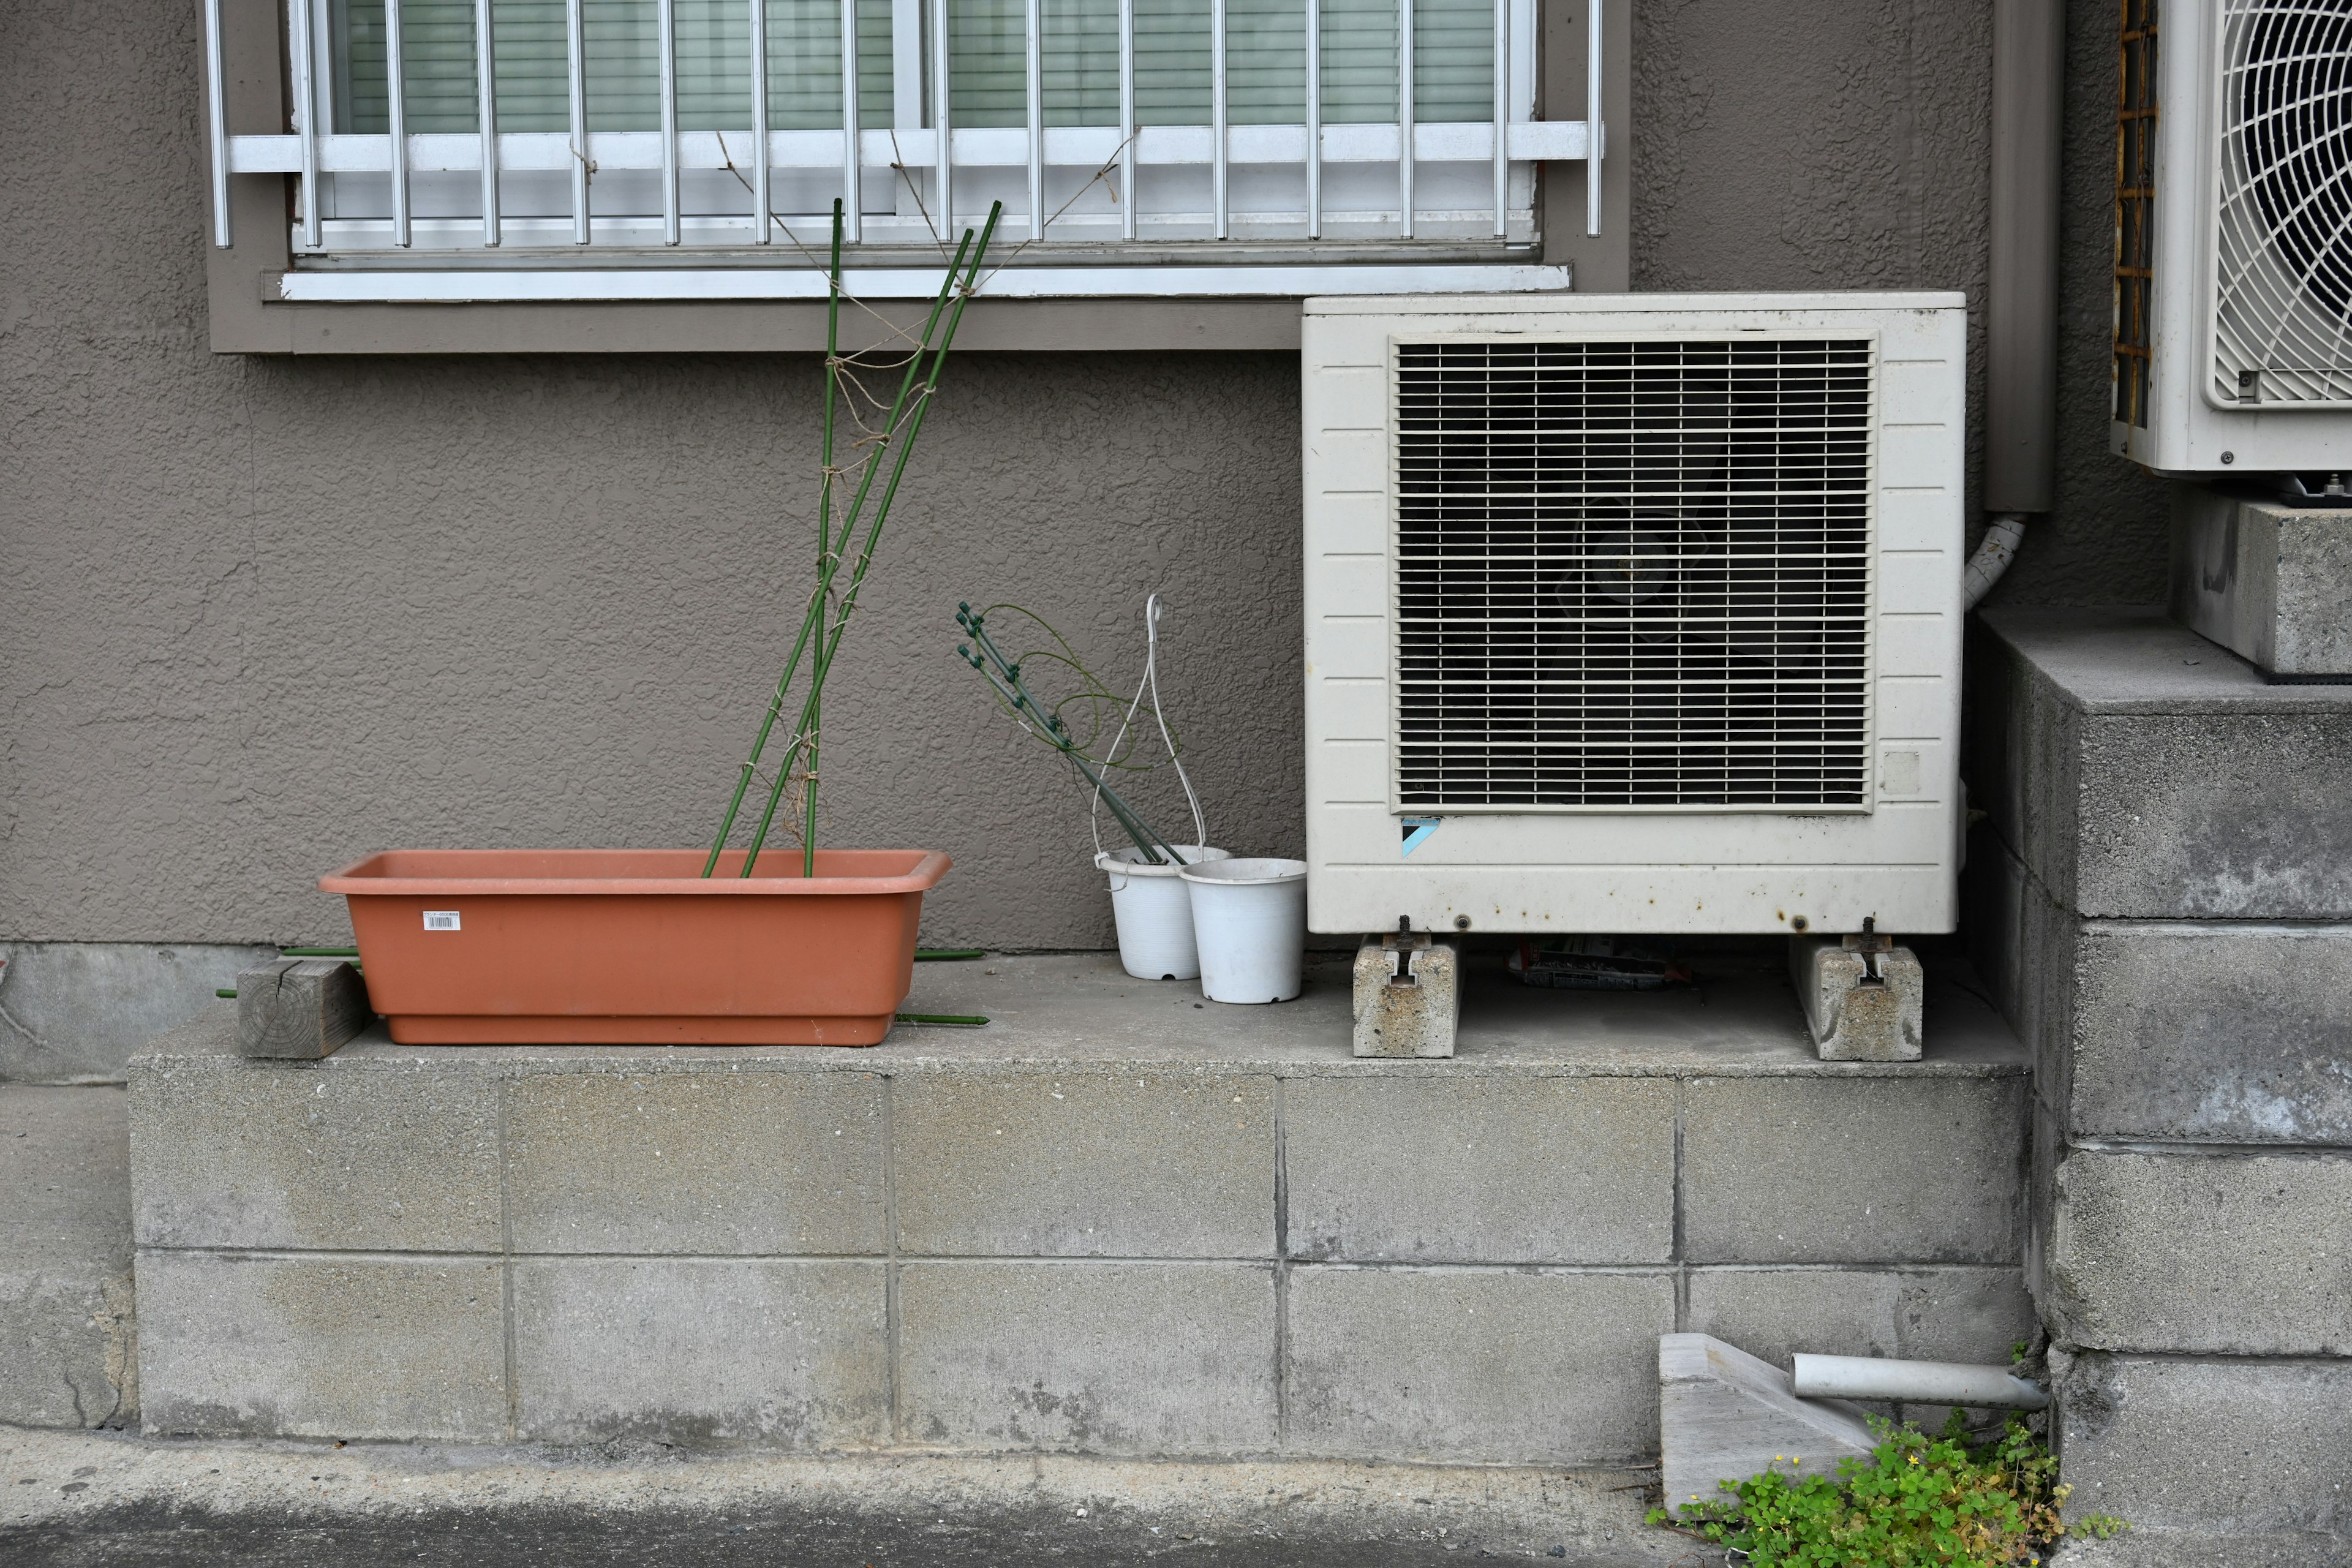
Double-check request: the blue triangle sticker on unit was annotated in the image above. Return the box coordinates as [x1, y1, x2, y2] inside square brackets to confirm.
[1400, 816, 1441, 857]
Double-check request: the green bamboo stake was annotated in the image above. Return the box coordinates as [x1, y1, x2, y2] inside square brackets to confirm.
[739, 204, 1003, 875]
[702, 225, 977, 877]
[804, 200, 846, 879]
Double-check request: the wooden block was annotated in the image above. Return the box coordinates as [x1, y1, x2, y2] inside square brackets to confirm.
[236, 958, 371, 1060]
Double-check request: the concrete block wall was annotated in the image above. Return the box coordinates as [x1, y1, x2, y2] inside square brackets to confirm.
[126, 1014, 2031, 1462]
[1968, 609, 2352, 1551]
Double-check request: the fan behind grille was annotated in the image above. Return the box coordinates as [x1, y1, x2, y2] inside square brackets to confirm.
[1393, 338, 1876, 810]
[2214, 0, 2352, 405]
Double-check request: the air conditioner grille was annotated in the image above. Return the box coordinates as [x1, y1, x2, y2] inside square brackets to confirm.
[1393, 337, 1876, 811]
[2213, 0, 2352, 407]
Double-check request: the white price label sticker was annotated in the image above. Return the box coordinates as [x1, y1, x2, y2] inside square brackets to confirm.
[423, 911, 462, 932]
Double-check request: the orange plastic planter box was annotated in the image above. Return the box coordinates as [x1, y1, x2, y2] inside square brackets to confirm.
[322, 848, 950, 1046]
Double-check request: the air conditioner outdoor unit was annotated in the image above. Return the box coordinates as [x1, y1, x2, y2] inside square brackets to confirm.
[1301, 292, 1968, 940]
[2112, 0, 2352, 473]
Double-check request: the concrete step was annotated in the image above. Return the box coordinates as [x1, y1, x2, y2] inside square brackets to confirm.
[0, 1085, 136, 1429]
[1969, 609, 2352, 921]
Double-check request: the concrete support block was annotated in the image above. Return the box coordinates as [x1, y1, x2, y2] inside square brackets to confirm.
[511, 1258, 888, 1446]
[505, 1070, 887, 1254]
[0, 1086, 137, 1429]
[1657, 1333, 1877, 1518]
[1286, 1267, 1673, 1464]
[1790, 937, 1924, 1061]
[2047, 1150, 2352, 1355]
[2054, 1351, 2352, 1537]
[0, 941, 279, 1084]
[1351, 935, 1458, 1058]
[130, 1050, 501, 1253]
[897, 1261, 1277, 1455]
[235, 959, 369, 1059]
[137, 1251, 507, 1441]
[893, 1073, 1275, 1258]
[1682, 1077, 2026, 1265]
[2173, 487, 2352, 677]
[2072, 922, 2352, 1143]
[1284, 1076, 1674, 1264]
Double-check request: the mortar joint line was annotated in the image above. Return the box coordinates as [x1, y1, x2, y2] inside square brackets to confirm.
[882, 1070, 902, 1443]
[1672, 1077, 1689, 1333]
[1272, 1074, 1291, 1449]
[497, 1079, 519, 1442]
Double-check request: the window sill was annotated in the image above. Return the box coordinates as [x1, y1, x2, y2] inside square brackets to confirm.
[273, 262, 1571, 304]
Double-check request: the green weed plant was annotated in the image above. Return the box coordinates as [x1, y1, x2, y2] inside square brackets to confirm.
[1649, 1411, 2127, 1567]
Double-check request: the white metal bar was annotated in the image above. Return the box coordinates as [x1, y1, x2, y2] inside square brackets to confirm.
[932, 0, 952, 239]
[288, 0, 322, 247]
[205, 0, 231, 246]
[1489, 0, 1505, 237]
[1025, 0, 1044, 238]
[1118, 0, 1136, 239]
[840, 0, 861, 238]
[1586, 0, 1602, 236]
[1305, 0, 1321, 239]
[475, 0, 500, 245]
[751, 0, 771, 240]
[280, 262, 1577, 302]
[1211, 0, 1228, 239]
[385, 0, 412, 245]
[566, 0, 589, 242]
[657, 0, 680, 244]
[1396, 0, 1412, 238]
[230, 119, 1589, 175]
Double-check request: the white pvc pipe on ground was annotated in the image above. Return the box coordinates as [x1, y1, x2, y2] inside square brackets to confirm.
[1792, 1354, 2048, 1410]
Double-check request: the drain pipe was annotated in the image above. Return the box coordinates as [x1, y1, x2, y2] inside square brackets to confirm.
[1793, 1354, 2050, 1411]
[1970, 0, 2066, 609]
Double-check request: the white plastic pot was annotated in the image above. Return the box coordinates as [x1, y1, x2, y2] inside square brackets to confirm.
[1179, 858, 1308, 1005]
[1096, 845, 1232, 980]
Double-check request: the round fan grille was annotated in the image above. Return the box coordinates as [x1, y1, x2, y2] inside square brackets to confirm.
[2214, 0, 2352, 405]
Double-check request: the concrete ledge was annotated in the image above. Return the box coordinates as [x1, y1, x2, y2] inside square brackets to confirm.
[1971, 609, 2352, 920]
[2048, 1150, 2352, 1355]
[0, 1087, 136, 1430]
[124, 952, 2029, 1457]
[2054, 1351, 2352, 1536]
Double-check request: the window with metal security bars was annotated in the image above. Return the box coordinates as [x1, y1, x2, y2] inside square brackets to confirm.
[205, 0, 1602, 267]
[1392, 338, 1877, 812]
[2113, 0, 2157, 427]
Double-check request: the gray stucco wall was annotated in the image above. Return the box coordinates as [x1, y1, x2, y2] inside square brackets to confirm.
[2, 0, 2166, 956]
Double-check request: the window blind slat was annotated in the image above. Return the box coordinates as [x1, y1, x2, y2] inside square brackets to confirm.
[334, 0, 1492, 134]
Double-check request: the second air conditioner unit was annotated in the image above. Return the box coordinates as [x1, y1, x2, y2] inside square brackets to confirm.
[2111, 0, 2352, 473]
[1301, 292, 1968, 938]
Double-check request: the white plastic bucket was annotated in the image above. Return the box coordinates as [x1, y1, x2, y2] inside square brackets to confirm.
[1179, 858, 1308, 1004]
[1096, 845, 1232, 980]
